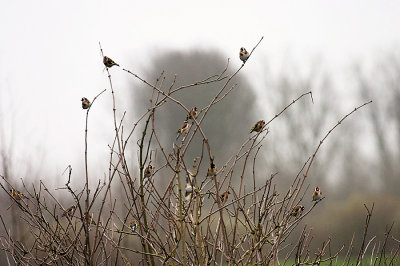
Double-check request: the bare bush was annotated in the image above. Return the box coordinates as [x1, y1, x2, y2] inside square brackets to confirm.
[0, 38, 397, 266]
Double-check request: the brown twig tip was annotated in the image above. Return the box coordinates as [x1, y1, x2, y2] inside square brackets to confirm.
[363, 203, 374, 216]
[309, 91, 314, 104]
[98, 42, 104, 56]
[248, 36, 264, 58]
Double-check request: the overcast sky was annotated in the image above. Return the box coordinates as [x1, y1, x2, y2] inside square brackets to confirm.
[1, 0, 399, 184]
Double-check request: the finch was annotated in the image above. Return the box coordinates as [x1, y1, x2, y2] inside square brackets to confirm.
[220, 191, 230, 205]
[62, 205, 76, 217]
[187, 107, 199, 120]
[84, 212, 96, 225]
[10, 189, 26, 201]
[250, 120, 265, 133]
[129, 219, 138, 233]
[176, 120, 191, 140]
[239, 47, 249, 63]
[312, 186, 322, 202]
[103, 56, 119, 68]
[206, 161, 217, 178]
[144, 165, 153, 180]
[81, 97, 91, 109]
[184, 183, 193, 201]
[290, 205, 305, 217]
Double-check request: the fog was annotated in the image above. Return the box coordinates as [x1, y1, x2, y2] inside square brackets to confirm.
[1, 0, 400, 263]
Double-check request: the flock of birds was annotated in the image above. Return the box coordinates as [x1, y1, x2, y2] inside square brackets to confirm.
[7, 47, 321, 236]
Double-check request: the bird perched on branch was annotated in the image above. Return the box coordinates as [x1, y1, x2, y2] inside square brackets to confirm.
[84, 212, 96, 225]
[206, 160, 217, 178]
[312, 186, 322, 202]
[187, 107, 199, 121]
[62, 205, 76, 217]
[103, 56, 119, 68]
[176, 120, 191, 140]
[10, 189, 27, 201]
[239, 47, 249, 63]
[81, 97, 91, 109]
[250, 120, 265, 133]
[290, 205, 305, 217]
[220, 191, 230, 205]
[185, 182, 193, 201]
[129, 219, 138, 233]
[144, 165, 153, 180]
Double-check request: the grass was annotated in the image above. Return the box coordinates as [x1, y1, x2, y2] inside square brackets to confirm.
[284, 255, 399, 265]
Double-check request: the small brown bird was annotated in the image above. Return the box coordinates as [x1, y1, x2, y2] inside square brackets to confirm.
[290, 205, 305, 217]
[187, 107, 199, 120]
[129, 219, 138, 233]
[250, 120, 265, 133]
[10, 189, 26, 201]
[312, 186, 322, 202]
[206, 161, 217, 178]
[176, 120, 191, 140]
[84, 212, 96, 225]
[184, 182, 193, 201]
[144, 165, 153, 180]
[62, 205, 76, 217]
[239, 47, 250, 63]
[103, 56, 119, 68]
[81, 97, 91, 109]
[220, 191, 230, 205]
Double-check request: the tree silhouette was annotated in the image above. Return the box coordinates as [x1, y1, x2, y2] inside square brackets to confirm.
[130, 50, 260, 170]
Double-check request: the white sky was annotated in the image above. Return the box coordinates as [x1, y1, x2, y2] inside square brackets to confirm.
[1, 0, 399, 184]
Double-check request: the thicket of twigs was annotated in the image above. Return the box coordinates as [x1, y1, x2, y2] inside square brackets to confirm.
[0, 38, 399, 265]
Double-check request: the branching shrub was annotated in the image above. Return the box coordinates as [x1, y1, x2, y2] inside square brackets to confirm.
[0, 38, 397, 266]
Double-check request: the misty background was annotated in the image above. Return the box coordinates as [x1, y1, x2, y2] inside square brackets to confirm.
[1, 0, 399, 254]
